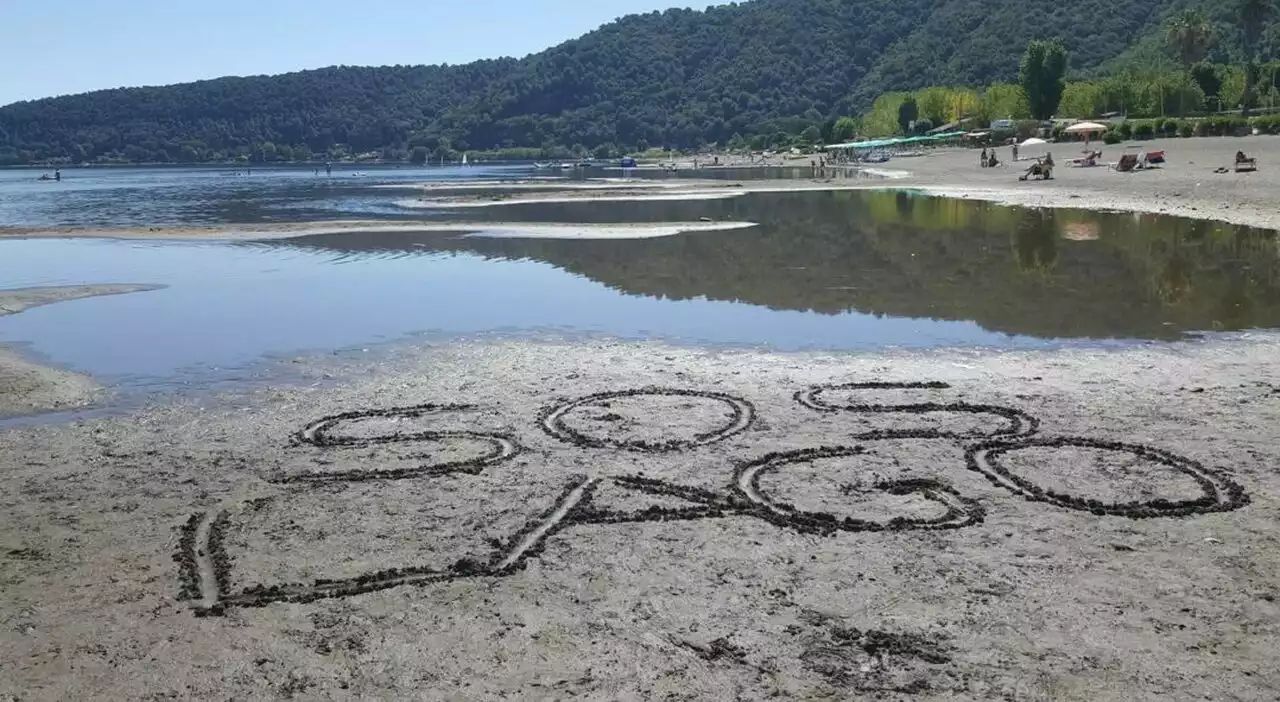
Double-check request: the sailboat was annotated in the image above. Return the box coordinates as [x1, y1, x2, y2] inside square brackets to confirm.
[462, 152, 469, 167]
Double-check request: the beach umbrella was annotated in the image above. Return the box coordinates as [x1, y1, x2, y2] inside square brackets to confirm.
[1064, 121, 1108, 134]
[1020, 137, 1048, 147]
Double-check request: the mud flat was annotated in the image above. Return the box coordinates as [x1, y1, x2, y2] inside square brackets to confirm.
[0, 220, 758, 242]
[2, 334, 1279, 700]
[0, 284, 162, 417]
[397, 189, 750, 209]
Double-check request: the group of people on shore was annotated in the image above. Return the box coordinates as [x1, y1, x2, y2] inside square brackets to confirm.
[980, 145, 1054, 180]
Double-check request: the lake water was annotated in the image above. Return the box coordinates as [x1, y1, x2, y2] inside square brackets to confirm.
[2, 166, 1279, 391]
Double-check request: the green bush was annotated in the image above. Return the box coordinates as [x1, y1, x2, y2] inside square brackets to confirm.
[1161, 119, 1180, 136]
[1178, 121, 1194, 138]
[1250, 115, 1280, 135]
[1117, 121, 1133, 139]
[1103, 131, 1122, 145]
[1133, 121, 1155, 140]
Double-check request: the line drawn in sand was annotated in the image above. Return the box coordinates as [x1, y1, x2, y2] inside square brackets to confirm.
[177, 383, 1250, 616]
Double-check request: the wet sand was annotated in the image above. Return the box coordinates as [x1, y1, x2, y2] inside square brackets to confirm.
[2, 336, 1279, 700]
[0, 219, 758, 242]
[0, 285, 161, 416]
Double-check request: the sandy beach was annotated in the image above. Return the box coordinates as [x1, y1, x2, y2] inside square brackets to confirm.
[3, 136, 1280, 700]
[2, 336, 1279, 700]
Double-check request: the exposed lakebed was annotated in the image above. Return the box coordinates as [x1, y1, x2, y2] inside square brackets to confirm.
[2, 165, 1279, 392]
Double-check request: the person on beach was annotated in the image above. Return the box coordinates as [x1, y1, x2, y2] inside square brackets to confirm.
[54, 169, 61, 182]
[980, 148, 988, 167]
[1012, 143, 1019, 162]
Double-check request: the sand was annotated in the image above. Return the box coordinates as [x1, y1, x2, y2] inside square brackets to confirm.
[0, 285, 161, 417]
[2, 335, 1280, 700]
[885, 134, 1280, 231]
[5, 136, 1280, 700]
[0, 220, 756, 242]
[395, 189, 749, 209]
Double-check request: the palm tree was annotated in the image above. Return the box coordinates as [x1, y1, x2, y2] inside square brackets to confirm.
[1166, 9, 1213, 67]
[1239, 0, 1276, 115]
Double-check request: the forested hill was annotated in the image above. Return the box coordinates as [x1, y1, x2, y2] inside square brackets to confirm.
[1, 0, 1190, 164]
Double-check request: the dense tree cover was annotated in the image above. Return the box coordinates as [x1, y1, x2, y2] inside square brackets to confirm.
[0, 0, 1245, 165]
[1020, 40, 1068, 120]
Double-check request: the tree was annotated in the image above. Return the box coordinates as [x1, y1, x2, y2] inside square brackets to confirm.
[831, 117, 859, 142]
[1165, 10, 1213, 67]
[800, 125, 822, 144]
[1058, 82, 1101, 118]
[1020, 39, 1069, 120]
[977, 83, 1031, 122]
[1239, 0, 1275, 115]
[410, 146, 429, 164]
[897, 96, 918, 135]
[1190, 62, 1223, 105]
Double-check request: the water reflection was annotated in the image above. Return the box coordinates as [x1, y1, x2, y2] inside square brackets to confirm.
[263, 190, 1280, 340]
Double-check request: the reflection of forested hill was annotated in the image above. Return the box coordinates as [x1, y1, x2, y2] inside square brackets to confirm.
[274, 191, 1280, 340]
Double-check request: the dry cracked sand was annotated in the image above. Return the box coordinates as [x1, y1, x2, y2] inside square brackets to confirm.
[3, 336, 1280, 700]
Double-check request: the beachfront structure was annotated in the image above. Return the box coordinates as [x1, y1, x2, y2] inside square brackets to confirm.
[821, 131, 968, 154]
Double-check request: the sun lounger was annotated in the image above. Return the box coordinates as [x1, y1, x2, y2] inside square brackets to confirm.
[1114, 154, 1138, 172]
[1236, 154, 1258, 172]
[1145, 150, 1165, 165]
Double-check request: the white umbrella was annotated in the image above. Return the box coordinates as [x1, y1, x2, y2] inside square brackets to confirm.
[1020, 137, 1048, 147]
[1064, 121, 1108, 134]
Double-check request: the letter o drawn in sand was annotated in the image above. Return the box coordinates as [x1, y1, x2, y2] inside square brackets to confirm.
[966, 437, 1250, 518]
[735, 446, 985, 533]
[539, 387, 755, 452]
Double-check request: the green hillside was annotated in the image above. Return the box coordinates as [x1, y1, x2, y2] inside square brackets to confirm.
[0, 0, 1258, 164]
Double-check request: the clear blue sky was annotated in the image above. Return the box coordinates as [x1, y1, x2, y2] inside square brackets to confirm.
[0, 0, 695, 106]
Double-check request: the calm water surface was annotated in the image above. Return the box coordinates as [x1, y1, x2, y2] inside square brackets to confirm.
[2, 167, 1278, 390]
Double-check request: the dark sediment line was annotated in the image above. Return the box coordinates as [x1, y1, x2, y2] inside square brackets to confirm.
[966, 436, 1251, 518]
[174, 513, 202, 601]
[795, 381, 1039, 439]
[539, 387, 756, 452]
[278, 402, 520, 482]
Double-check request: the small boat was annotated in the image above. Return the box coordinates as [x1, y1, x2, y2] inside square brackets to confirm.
[533, 162, 553, 170]
[462, 153, 469, 166]
[620, 157, 637, 168]
[559, 163, 574, 171]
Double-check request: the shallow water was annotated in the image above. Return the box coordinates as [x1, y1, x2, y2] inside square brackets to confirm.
[2, 174, 1279, 391]
[0, 164, 875, 229]
[0, 164, 527, 228]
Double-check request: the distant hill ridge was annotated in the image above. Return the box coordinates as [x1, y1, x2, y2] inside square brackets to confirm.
[0, 0, 1198, 164]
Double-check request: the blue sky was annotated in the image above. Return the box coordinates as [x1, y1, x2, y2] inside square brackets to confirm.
[0, 0, 694, 106]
